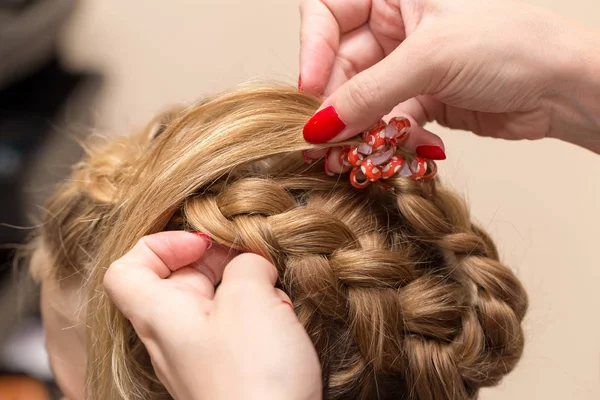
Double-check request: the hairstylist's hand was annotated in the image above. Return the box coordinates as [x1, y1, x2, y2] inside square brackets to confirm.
[103, 231, 322, 400]
[300, 0, 600, 169]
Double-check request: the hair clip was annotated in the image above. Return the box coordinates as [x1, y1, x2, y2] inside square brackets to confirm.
[339, 117, 437, 189]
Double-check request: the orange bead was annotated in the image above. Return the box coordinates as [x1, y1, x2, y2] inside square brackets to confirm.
[350, 168, 370, 188]
[408, 157, 427, 179]
[347, 147, 363, 167]
[381, 156, 405, 179]
[388, 117, 411, 141]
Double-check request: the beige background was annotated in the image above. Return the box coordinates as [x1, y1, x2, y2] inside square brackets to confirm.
[53, 0, 600, 399]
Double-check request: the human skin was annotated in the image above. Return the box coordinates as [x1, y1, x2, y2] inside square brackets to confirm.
[38, 233, 321, 400]
[299, 0, 600, 172]
[30, 244, 86, 400]
[103, 232, 322, 400]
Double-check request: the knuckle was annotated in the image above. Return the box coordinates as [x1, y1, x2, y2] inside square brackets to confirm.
[103, 260, 126, 290]
[345, 76, 384, 114]
[233, 252, 267, 265]
[136, 236, 150, 251]
[229, 252, 275, 275]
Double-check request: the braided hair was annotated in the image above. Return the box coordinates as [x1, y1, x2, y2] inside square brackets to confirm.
[37, 83, 527, 400]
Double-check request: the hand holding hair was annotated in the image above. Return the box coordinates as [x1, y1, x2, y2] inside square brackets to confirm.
[300, 0, 600, 172]
[103, 231, 322, 400]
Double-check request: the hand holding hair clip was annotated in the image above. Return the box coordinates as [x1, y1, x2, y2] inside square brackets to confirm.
[338, 117, 438, 189]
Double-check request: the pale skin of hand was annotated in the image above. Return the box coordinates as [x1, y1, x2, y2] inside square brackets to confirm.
[103, 232, 322, 400]
[300, 0, 600, 172]
[37, 240, 238, 400]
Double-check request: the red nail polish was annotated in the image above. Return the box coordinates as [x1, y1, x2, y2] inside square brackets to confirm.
[192, 232, 213, 249]
[416, 145, 447, 160]
[303, 106, 346, 144]
[282, 300, 294, 311]
[298, 75, 302, 90]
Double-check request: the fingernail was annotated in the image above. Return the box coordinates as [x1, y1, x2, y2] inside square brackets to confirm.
[324, 149, 335, 176]
[298, 75, 302, 90]
[301, 150, 313, 164]
[282, 300, 294, 311]
[303, 106, 346, 144]
[192, 232, 213, 249]
[416, 145, 447, 160]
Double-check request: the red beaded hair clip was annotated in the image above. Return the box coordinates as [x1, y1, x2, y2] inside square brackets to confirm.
[339, 117, 437, 189]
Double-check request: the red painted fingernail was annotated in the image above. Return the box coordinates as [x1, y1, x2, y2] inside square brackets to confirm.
[282, 300, 294, 311]
[303, 106, 346, 144]
[298, 75, 302, 90]
[192, 232, 213, 249]
[324, 149, 335, 176]
[416, 145, 447, 160]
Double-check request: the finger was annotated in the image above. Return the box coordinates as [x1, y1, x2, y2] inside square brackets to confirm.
[303, 33, 438, 144]
[389, 97, 431, 126]
[117, 231, 210, 280]
[167, 267, 216, 300]
[302, 148, 328, 163]
[275, 288, 295, 312]
[324, 146, 351, 174]
[403, 125, 446, 159]
[214, 253, 280, 311]
[214, 254, 299, 325]
[387, 100, 447, 159]
[162, 241, 239, 305]
[299, 0, 370, 94]
[406, 96, 496, 137]
[187, 244, 239, 299]
[299, 0, 341, 94]
[303, 147, 350, 173]
[104, 231, 210, 316]
[322, 25, 385, 96]
[220, 253, 278, 288]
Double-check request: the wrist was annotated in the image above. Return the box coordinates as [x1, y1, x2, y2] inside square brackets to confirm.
[546, 22, 600, 153]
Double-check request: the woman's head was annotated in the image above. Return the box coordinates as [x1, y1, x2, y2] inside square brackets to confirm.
[36, 83, 527, 400]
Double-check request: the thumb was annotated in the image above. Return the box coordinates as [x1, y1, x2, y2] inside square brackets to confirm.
[220, 253, 278, 289]
[215, 253, 296, 315]
[302, 34, 437, 144]
[103, 231, 211, 320]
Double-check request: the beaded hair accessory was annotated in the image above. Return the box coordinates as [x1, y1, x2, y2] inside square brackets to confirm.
[339, 117, 437, 189]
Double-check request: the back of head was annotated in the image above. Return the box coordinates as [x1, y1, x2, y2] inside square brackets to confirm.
[36, 83, 528, 400]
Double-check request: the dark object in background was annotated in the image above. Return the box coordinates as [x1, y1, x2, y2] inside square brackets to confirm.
[0, 57, 86, 235]
[0, 0, 77, 89]
[0, 0, 79, 266]
[0, 56, 86, 388]
[0, 1, 83, 396]
[0, 58, 85, 246]
[0, 1, 34, 8]
[0, 0, 80, 287]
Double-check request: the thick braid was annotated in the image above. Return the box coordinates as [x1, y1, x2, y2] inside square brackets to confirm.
[39, 86, 527, 400]
[64, 144, 525, 400]
[390, 178, 528, 398]
[178, 172, 526, 400]
[185, 179, 408, 396]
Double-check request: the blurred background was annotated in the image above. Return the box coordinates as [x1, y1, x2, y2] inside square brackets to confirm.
[0, 0, 598, 399]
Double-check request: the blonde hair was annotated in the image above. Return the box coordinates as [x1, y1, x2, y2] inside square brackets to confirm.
[37, 83, 527, 400]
